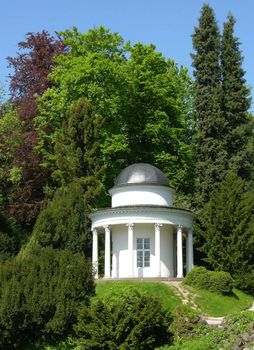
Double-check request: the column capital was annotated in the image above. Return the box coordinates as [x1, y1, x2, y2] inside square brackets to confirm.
[103, 225, 111, 231]
[154, 223, 163, 229]
[177, 224, 183, 230]
[126, 223, 134, 228]
[91, 227, 97, 233]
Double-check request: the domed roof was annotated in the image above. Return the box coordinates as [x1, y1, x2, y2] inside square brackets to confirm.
[114, 163, 169, 187]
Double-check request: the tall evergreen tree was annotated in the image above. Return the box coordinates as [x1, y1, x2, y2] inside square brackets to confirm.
[198, 172, 254, 276]
[192, 4, 227, 206]
[221, 14, 254, 181]
[53, 97, 104, 209]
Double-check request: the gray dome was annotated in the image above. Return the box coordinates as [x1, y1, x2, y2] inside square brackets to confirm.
[114, 163, 169, 187]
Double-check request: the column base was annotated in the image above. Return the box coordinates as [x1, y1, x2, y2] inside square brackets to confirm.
[176, 274, 184, 279]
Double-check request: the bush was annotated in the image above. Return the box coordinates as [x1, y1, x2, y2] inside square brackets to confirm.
[207, 271, 233, 294]
[183, 266, 233, 294]
[75, 290, 172, 350]
[183, 266, 210, 290]
[234, 272, 254, 295]
[0, 248, 95, 349]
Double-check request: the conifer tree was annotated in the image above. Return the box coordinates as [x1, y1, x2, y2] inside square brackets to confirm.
[53, 98, 104, 209]
[198, 172, 254, 276]
[192, 4, 227, 206]
[221, 14, 254, 181]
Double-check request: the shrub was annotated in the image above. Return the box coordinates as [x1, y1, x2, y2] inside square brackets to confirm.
[183, 266, 233, 294]
[234, 272, 254, 295]
[208, 271, 233, 294]
[0, 248, 95, 349]
[183, 266, 210, 290]
[75, 290, 172, 350]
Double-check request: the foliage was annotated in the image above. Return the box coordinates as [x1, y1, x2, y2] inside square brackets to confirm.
[36, 26, 194, 195]
[6, 31, 65, 227]
[157, 311, 254, 350]
[191, 4, 226, 206]
[183, 266, 233, 294]
[0, 248, 94, 349]
[196, 172, 254, 277]
[95, 281, 181, 313]
[169, 304, 200, 339]
[192, 6, 254, 269]
[0, 211, 27, 259]
[234, 272, 254, 295]
[25, 337, 80, 350]
[21, 181, 91, 257]
[221, 14, 254, 181]
[75, 289, 172, 350]
[0, 103, 23, 204]
[54, 98, 105, 209]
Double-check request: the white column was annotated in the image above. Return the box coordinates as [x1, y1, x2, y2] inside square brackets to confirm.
[177, 224, 183, 278]
[186, 228, 194, 273]
[104, 225, 111, 278]
[155, 223, 162, 277]
[92, 228, 98, 279]
[127, 223, 134, 277]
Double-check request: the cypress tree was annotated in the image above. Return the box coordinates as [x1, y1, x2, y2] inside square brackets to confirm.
[221, 14, 254, 181]
[192, 4, 227, 206]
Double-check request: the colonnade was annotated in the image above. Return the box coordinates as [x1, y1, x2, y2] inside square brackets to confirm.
[92, 223, 194, 279]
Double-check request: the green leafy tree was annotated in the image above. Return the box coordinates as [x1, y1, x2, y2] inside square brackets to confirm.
[75, 290, 172, 350]
[36, 26, 194, 197]
[197, 172, 254, 276]
[0, 103, 23, 205]
[221, 14, 254, 181]
[21, 181, 91, 257]
[125, 43, 194, 194]
[0, 248, 94, 349]
[192, 4, 227, 206]
[36, 26, 129, 187]
[54, 98, 104, 209]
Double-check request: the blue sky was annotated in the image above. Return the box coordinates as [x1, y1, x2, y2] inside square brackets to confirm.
[1, 0, 254, 106]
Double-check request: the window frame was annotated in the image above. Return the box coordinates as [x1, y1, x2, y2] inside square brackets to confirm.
[136, 238, 150, 268]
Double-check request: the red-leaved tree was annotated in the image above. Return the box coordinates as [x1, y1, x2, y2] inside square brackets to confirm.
[6, 31, 66, 228]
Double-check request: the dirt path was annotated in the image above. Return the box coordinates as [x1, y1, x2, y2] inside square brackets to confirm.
[163, 280, 198, 310]
[164, 280, 254, 327]
[164, 280, 247, 327]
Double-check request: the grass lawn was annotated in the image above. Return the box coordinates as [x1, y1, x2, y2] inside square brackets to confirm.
[95, 280, 181, 312]
[189, 287, 253, 317]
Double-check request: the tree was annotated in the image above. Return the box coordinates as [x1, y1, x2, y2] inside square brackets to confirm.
[6, 31, 65, 227]
[197, 172, 254, 276]
[191, 4, 227, 206]
[221, 14, 254, 182]
[54, 98, 104, 209]
[0, 103, 23, 205]
[21, 181, 92, 257]
[36, 26, 194, 197]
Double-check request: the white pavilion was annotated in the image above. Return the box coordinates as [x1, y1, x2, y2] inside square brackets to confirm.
[90, 163, 194, 279]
